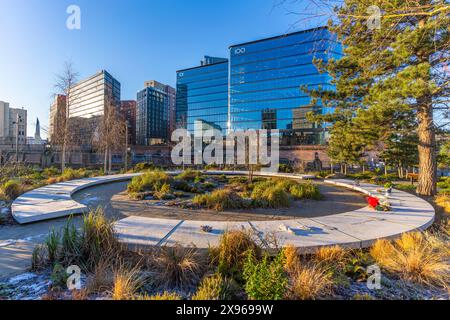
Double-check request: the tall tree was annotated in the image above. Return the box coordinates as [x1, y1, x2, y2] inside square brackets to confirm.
[304, 0, 449, 195]
[54, 62, 79, 172]
[93, 94, 125, 174]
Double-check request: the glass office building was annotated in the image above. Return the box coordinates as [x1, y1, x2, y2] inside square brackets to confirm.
[176, 56, 229, 135]
[229, 27, 341, 145]
[136, 86, 169, 146]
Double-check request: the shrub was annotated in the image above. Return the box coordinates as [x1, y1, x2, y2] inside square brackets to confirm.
[51, 264, 69, 289]
[134, 162, 154, 172]
[278, 164, 294, 173]
[193, 189, 245, 211]
[288, 264, 333, 300]
[176, 169, 202, 182]
[154, 183, 173, 200]
[242, 250, 288, 300]
[192, 273, 241, 300]
[61, 168, 87, 181]
[43, 167, 59, 177]
[211, 230, 260, 279]
[139, 292, 183, 300]
[127, 170, 170, 193]
[289, 182, 322, 200]
[154, 245, 204, 289]
[251, 179, 321, 205]
[260, 186, 290, 208]
[370, 232, 449, 287]
[1, 180, 22, 200]
[172, 179, 192, 192]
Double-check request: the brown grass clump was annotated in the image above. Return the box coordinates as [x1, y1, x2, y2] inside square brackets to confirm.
[211, 230, 261, 277]
[136, 292, 183, 300]
[436, 194, 450, 214]
[86, 258, 114, 294]
[313, 246, 347, 269]
[154, 245, 204, 289]
[288, 264, 333, 300]
[282, 245, 301, 273]
[370, 232, 449, 288]
[71, 289, 89, 300]
[46, 177, 58, 185]
[111, 266, 142, 300]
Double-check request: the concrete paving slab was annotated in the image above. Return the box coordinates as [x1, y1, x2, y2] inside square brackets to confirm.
[114, 216, 182, 248]
[162, 220, 251, 248]
[249, 219, 362, 253]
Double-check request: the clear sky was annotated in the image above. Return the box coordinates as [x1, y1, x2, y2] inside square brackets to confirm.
[0, 0, 325, 138]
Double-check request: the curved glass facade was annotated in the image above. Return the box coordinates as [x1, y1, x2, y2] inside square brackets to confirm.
[229, 27, 341, 146]
[175, 28, 342, 146]
[176, 57, 228, 134]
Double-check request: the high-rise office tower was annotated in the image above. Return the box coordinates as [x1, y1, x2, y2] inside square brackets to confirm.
[176, 56, 229, 135]
[228, 27, 340, 146]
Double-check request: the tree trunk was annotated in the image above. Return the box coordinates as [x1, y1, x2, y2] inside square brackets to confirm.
[61, 142, 66, 172]
[416, 100, 437, 196]
[104, 149, 108, 173]
[108, 148, 112, 174]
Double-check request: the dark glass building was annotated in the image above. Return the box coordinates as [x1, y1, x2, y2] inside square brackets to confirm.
[136, 87, 168, 146]
[229, 27, 341, 145]
[176, 56, 229, 135]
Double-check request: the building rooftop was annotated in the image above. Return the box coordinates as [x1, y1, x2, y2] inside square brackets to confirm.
[229, 26, 328, 48]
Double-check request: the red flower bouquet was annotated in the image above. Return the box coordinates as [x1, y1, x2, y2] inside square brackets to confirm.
[367, 196, 380, 209]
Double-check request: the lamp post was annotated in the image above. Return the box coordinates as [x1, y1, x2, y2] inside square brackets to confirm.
[124, 120, 128, 172]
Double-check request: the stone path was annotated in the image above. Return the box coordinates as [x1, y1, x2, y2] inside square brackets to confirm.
[4, 172, 435, 278]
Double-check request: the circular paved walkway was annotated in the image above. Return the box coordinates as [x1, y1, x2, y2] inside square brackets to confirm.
[11, 171, 435, 253]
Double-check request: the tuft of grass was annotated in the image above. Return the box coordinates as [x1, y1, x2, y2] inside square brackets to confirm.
[154, 245, 204, 289]
[192, 273, 241, 300]
[436, 194, 450, 214]
[175, 169, 202, 182]
[282, 245, 301, 273]
[313, 246, 347, 268]
[31, 244, 48, 271]
[1, 180, 22, 200]
[111, 266, 142, 300]
[127, 170, 171, 194]
[370, 232, 449, 288]
[136, 292, 183, 300]
[288, 264, 333, 300]
[86, 258, 114, 294]
[211, 230, 261, 279]
[81, 207, 121, 271]
[45, 229, 60, 265]
[193, 189, 245, 211]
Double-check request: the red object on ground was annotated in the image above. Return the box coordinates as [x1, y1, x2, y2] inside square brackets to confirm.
[367, 196, 380, 208]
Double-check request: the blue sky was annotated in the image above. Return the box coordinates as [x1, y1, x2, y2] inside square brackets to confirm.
[0, 0, 324, 138]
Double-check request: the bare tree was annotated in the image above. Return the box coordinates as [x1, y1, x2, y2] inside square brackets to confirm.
[93, 94, 126, 174]
[54, 62, 79, 172]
